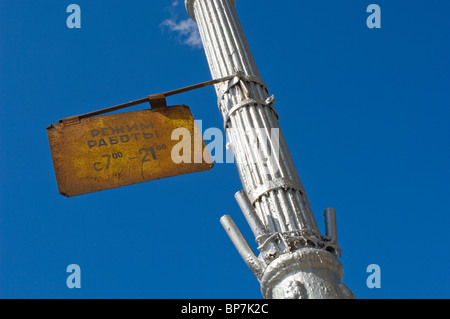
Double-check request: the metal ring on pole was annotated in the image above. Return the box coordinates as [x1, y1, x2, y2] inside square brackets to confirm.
[223, 98, 267, 127]
[218, 72, 269, 105]
[219, 73, 277, 128]
[247, 177, 306, 205]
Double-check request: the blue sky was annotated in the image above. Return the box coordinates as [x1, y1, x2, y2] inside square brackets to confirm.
[0, 0, 449, 299]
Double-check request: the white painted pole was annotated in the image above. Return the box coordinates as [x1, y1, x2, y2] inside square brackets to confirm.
[186, 0, 354, 299]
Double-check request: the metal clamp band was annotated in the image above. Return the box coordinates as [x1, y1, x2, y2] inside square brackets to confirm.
[247, 177, 305, 205]
[256, 230, 342, 257]
[223, 95, 279, 129]
[223, 98, 266, 125]
[218, 72, 268, 105]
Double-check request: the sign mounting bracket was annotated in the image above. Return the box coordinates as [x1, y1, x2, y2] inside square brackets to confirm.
[148, 94, 167, 109]
[57, 73, 237, 123]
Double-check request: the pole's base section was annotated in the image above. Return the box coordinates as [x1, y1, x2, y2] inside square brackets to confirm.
[260, 248, 355, 299]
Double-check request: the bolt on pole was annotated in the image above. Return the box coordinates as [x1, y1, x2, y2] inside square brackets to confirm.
[186, 0, 354, 299]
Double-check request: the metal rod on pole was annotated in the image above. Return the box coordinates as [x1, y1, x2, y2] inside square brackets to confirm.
[324, 208, 338, 242]
[235, 190, 265, 238]
[220, 215, 263, 279]
[60, 74, 236, 122]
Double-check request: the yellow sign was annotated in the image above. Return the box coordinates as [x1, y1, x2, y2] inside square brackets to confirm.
[47, 105, 213, 197]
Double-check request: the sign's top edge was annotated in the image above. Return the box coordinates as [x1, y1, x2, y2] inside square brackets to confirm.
[47, 104, 191, 128]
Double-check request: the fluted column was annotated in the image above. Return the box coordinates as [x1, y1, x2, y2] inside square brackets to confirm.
[186, 0, 354, 299]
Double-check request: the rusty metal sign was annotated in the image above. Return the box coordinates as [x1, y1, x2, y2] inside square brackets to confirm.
[47, 105, 213, 197]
